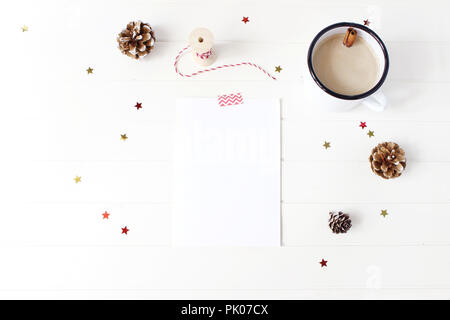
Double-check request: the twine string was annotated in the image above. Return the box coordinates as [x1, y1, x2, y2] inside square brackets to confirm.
[174, 45, 277, 80]
[196, 49, 212, 59]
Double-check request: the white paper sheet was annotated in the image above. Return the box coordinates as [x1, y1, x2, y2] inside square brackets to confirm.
[172, 97, 280, 246]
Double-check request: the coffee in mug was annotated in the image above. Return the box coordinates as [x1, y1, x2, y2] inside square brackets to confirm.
[306, 22, 389, 112]
[312, 33, 379, 96]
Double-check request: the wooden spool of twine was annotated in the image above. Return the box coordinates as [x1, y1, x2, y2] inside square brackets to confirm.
[174, 27, 276, 80]
[188, 28, 216, 66]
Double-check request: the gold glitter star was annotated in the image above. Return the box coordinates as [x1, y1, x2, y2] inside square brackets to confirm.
[120, 134, 128, 141]
[380, 209, 388, 218]
[21, 25, 28, 32]
[86, 67, 93, 74]
[323, 141, 331, 149]
[275, 66, 282, 73]
[74, 176, 81, 183]
[367, 130, 374, 138]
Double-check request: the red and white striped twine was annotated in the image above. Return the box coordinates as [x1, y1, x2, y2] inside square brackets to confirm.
[174, 45, 277, 80]
[196, 49, 212, 59]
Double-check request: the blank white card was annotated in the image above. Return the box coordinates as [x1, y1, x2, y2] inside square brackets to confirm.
[172, 97, 280, 246]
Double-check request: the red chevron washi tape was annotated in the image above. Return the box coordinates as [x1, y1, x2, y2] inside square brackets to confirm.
[218, 93, 244, 107]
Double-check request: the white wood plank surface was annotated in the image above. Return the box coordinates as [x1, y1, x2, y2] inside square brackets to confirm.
[0, 0, 450, 299]
[0, 247, 448, 291]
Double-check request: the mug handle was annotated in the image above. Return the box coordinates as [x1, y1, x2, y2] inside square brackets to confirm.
[362, 91, 387, 112]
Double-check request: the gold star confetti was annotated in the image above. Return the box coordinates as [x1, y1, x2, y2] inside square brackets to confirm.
[367, 130, 374, 138]
[323, 141, 331, 149]
[275, 66, 282, 73]
[120, 134, 128, 141]
[380, 209, 388, 218]
[21, 25, 29, 32]
[74, 176, 81, 183]
[86, 67, 93, 74]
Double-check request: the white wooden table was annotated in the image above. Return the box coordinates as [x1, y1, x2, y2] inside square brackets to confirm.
[1, 0, 450, 299]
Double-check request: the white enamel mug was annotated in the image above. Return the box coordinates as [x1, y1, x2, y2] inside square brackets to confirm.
[306, 22, 389, 112]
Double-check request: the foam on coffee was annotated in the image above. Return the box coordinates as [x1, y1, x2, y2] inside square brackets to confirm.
[312, 33, 380, 96]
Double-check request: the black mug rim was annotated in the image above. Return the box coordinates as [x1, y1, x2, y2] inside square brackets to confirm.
[307, 22, 389, 101]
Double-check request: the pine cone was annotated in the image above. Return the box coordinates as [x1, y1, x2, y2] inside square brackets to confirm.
[328, 211, 352, 234]
[117, 21, 155, 59]
[369, 142, 406, 179]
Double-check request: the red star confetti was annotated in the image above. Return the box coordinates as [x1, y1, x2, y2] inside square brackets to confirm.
[364, 19, 370, 26]
[135, 102, 142, 110]
[122, 226, 129, 234]
[319, 259, 328, 267]
[359, 121, 367, 129]
[242, 17, 249, 24]
[102, 211, 110, 219]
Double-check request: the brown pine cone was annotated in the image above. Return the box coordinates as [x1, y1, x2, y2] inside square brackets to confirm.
[328, 211, 352, 234]
[117, 21, 155, 59]
[369, 142, 406, 179]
